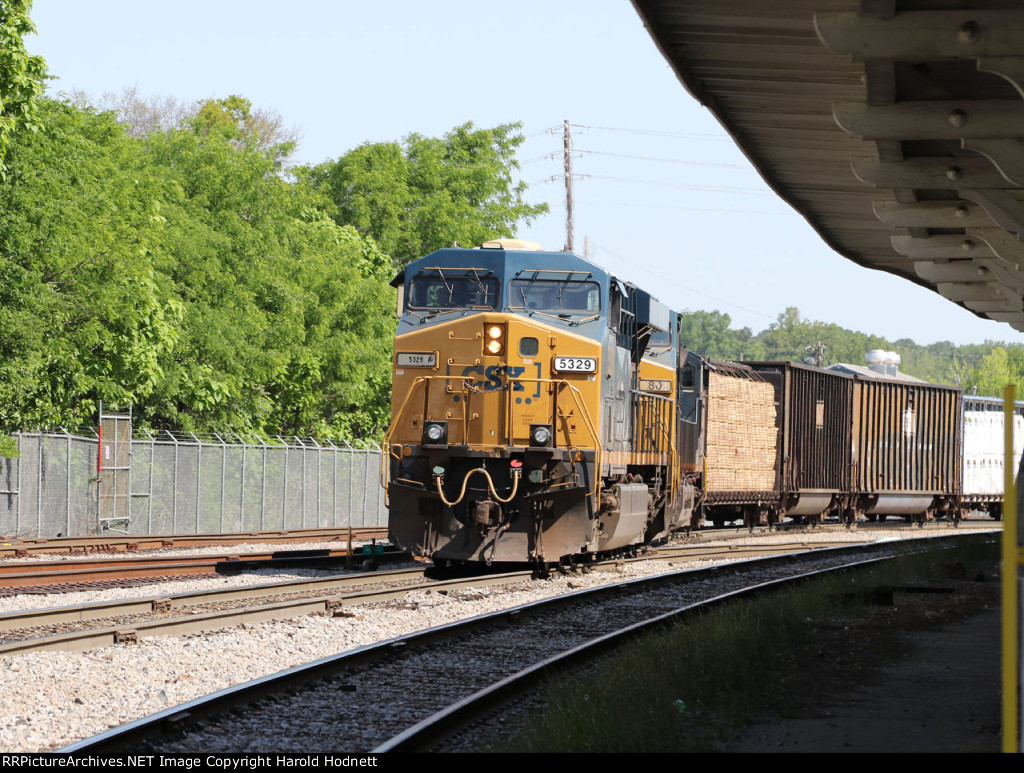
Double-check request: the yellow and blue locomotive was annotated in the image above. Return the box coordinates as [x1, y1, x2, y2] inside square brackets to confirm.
[383, 240, 694, 565]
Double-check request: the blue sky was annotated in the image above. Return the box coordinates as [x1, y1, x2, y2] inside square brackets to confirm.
[27, 0, 1020, 347]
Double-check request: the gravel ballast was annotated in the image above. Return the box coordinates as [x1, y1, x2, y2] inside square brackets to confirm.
[0, 526, 992, 752]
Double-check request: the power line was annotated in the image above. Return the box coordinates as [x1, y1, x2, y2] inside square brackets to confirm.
[575, 148, 748, 170]
[570, 123, 732, 142]
[523, 125, 562, 140]
[529, 174, 770, 196]
[591, 242, 774, 319]
[578, 200, 789, 216]
[577, 174, 772, 196]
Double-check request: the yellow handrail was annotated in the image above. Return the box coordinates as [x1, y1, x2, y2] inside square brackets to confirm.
[382, 374, 604, 501]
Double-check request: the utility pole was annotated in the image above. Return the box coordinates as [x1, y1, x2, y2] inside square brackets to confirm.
[563, 119, 574, 252]
[805, 341, 826, 368]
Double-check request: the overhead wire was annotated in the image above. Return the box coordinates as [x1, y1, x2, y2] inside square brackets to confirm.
[569, 123, 732, 142]
[574, 148, 748, 170]
[578, 174, 771, 196]
[591, 242, 775, 319]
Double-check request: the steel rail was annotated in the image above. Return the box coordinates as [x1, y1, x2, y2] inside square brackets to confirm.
[0, 541, 853, 637]
[381, 536, 1001, 751]
[0, 567, 426, 633]
[0, 568, 535, 656]
[375, 557, 885, 752]
[0, 528, 388, 557]
[59, 533, 992, 754]
[0, 548, 397, 589]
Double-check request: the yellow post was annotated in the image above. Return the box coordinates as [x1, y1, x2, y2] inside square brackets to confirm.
[1003, 385, 1018, 753]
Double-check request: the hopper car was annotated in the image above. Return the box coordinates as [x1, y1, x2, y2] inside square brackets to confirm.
[383, 241, 972, 566]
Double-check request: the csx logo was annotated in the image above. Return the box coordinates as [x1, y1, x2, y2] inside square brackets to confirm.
[461, 365, 526, 391]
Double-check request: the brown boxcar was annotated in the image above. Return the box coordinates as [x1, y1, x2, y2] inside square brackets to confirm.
[849, 374, 961, 522]
[747, 362, 855, 524]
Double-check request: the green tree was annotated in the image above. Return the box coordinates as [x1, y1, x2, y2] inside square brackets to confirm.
[679, 305, 1021, 389]
[962, 346, 1024, 397]
[0, 100, 181, 437]
[137, 100, 393, 439]
[0, 0, 46, 178]
[679, 310, 763, 361]
[0, 96, 395, 445]
[309, 122, 548, 265]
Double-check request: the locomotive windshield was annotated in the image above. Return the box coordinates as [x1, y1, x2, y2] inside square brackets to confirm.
[407, 272, 499, 310]
[509, 279, 601, 313]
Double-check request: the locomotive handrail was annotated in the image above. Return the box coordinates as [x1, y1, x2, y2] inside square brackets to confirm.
[383, 374, 604, 501]
[630, 388, 677, 506]
[504, 376, 603, 498]
[382, 375, 475, 498]
[381, 376, 432, 500]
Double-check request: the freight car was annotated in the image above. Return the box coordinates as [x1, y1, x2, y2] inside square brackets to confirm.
[962, 395, 1024, 519]
[383, 242, 968, 566]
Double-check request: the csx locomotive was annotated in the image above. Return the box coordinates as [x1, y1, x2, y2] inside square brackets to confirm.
[383, 240, 964, 566]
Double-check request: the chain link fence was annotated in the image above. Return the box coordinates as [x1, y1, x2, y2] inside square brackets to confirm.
[0, 430, 387, 538]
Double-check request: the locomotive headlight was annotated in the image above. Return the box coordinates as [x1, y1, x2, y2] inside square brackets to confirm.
[530, 424, 553, 448]
[423, 421, 448, 445]
[485, 324, 505, 355]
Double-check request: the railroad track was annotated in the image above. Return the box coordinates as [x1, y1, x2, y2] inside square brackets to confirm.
[60, 532, 990, 753]
[702, 516, 999, 537]
[0, 545, 407, 592]
[0, 528, 388, 558]
[0, 540, 860, 656]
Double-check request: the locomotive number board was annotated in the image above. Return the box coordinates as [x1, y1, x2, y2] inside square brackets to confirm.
[553, 356, 597, 373]
[396, 352, 437, 367]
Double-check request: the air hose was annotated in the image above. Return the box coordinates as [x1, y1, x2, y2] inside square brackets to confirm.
[434, 466, 522, 507]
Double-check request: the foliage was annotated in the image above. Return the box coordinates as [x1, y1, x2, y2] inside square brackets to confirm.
[0, 100, 179, 433]
[308, 122, 548, 266]
[68, 87, 301, 162]
[678, 310, 763, 362]
[0, 0, 47, 178]
[0, 97, 393, 444]
[960, 346, 1024, 398]
[679, 306, 1024, 392]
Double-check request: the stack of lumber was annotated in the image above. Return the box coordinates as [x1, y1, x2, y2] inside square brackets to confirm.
[706, 372, 778, 491]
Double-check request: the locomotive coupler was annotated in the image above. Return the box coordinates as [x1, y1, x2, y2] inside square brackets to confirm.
[473, 498, 502, 529]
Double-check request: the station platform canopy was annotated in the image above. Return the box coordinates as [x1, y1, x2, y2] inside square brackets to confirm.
[631, 1, 1024, 332]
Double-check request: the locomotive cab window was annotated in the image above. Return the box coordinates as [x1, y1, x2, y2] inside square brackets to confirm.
[408, 275, 499, 310]
[679, 361, 700, 424]
[509, 279, 600, 313]
[680, 364, 696, 390]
